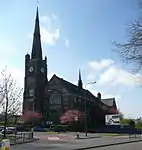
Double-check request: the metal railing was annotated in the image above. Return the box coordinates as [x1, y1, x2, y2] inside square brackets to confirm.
[0, 132, 34, 145]
[129, 130, 142, 139]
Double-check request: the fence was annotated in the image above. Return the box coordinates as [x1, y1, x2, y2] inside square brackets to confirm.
[129, 131, 142, 139]
[0, 132, 34, 145]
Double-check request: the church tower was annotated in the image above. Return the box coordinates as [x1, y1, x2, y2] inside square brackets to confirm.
[23, 8, 48, 113]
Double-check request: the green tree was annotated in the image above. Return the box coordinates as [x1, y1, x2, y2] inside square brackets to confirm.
[129, 119, 135, 128]
[121, 118, 135, 127]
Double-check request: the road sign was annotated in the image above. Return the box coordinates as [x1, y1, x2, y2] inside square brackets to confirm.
[105, 114, 120, 125]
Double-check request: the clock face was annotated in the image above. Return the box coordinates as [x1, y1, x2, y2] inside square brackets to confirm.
[41, 68, 44, 73]
[29, 67, 34, 72]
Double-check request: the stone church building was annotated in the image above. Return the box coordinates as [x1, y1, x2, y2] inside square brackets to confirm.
[23, 8, 118, 128]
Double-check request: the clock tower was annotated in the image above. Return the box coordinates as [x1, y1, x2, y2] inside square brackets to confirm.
[23, 8, 48, 113]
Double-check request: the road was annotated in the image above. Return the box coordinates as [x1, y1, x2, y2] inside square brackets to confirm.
[10, 132, 142, 150]
[93, 142, 142, 150]
[11, 141, 142, 150]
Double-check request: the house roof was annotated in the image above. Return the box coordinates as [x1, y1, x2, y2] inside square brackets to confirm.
[101, 98, 116, 107]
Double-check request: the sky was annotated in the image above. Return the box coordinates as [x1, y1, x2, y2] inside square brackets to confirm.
[0, 0, 141, 118]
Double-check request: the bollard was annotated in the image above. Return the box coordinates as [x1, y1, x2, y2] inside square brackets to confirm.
[2, 139, 10, 150]
[76, 132, 79, 139]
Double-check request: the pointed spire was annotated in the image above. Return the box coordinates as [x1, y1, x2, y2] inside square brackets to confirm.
[36, 7, 39, 21]
[79, 69, 81, 81]
[78, 69, 83, 89]
[31, 7, 42, 60]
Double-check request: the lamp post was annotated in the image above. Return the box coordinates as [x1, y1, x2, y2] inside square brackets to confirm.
[74, 116, 79, 139]
[84, 81, 96, 136]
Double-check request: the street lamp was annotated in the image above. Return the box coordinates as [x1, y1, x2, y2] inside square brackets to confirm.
[84, 81, 96, 136]
[74, 116, 79, 139]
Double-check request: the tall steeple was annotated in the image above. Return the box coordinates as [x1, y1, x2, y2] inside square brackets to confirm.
[78, 69, 83, 89]
[31, 7, 42, 60]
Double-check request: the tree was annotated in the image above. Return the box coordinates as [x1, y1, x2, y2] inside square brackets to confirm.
[120, 118, 135, 127]
[118, 109, 124, 120]
[0, 67, 23, 138]
[60, 109, 83, 124]
[0, 67, 23, 117]
[129, 119, 135, 128]
[114, 1, 142, 73]
[21, 110, 42, 126]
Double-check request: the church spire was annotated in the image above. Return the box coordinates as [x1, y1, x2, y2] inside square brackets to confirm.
[78, 69, 83, 89]
[31, 7, 42, 60]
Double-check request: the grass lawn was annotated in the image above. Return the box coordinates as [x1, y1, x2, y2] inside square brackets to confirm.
[46, 131, 58, 134]
[101, 133, 127, 137]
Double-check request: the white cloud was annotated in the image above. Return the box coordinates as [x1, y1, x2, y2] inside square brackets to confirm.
[29, 14, 60, 45]
[40, 26, 60, 45]
[86, 73, 95, 80]
[28, 27, 60, 45]
[40, 15, 51, 23]
[52, 13, 58, 20]
[64, 38, 69, 48]
[87, 58, 141, 87]
[89, 59, 114, 70]
[98, 66, 137, 86]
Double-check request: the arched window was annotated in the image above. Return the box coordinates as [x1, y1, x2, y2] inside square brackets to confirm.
[49, 91, 61, 105]
[29, 89, 34, 97]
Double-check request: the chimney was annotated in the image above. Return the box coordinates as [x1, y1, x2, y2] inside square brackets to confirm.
[97, 92, 101, 100]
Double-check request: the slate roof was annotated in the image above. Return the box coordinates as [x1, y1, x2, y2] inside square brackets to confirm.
[50, 74, 98, 101]
[101, 98, 117, 108]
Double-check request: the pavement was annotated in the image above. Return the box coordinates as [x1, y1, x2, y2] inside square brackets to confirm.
[10, 132, 142, 150]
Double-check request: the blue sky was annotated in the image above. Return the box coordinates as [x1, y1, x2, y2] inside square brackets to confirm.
[0, 0, 141, 118]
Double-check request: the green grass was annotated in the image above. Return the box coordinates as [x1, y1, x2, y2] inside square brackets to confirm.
[46, 131, 58, 134]
[101, 133, 127, 137]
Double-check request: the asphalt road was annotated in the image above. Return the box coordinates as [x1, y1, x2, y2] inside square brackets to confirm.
[10, 132, 142, 150]
[93, 142, 142, 150]
[11, 141, 142, 150]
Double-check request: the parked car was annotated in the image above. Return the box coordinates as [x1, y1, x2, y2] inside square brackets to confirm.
[33, 126, 46, 132]
[1, 129, 14, 135]
[16, 126, 30, 132]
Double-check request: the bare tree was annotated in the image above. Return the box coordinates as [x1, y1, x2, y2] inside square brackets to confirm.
[0, 67, 23, 120]
[114, 1, 142, 73]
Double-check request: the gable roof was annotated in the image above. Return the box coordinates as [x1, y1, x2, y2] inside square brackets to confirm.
[101, 98, 117, 107]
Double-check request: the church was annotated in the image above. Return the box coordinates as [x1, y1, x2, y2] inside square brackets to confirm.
[23, 8, 118, 128]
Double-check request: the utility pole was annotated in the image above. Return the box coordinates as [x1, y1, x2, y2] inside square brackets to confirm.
[84, 92, 87, 136]
[84, 81, 96, 136]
